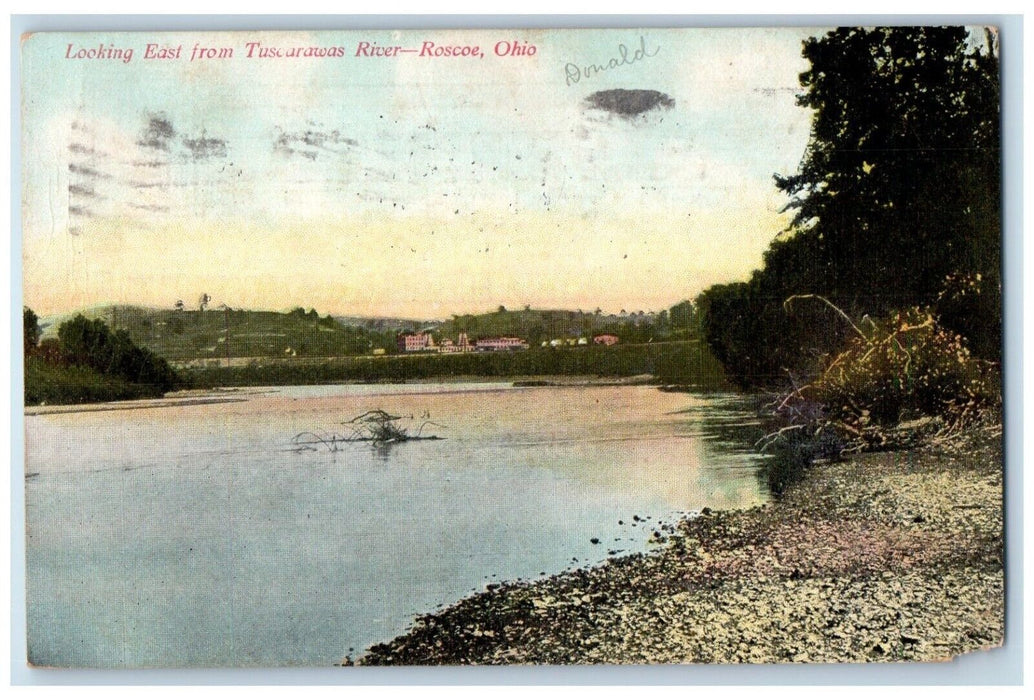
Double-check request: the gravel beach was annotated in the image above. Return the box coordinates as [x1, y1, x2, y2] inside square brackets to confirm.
[357, 425, 1003, 665]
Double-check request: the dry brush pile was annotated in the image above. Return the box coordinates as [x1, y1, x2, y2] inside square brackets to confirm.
[760, 295, 1000, 477]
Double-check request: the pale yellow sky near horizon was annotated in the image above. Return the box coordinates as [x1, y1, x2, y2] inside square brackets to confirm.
[22, 28, 817, 318]
[24, 205, 790, 319]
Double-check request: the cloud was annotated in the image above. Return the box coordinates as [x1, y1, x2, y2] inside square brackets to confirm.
[137, 113, 176, 152]
[67, 142, 97, 155]
[274, 125, 359, 161]
[49, 112, 237, 231]
[67, 183, 99, 198]
[68, 163, 108, 179]
[182, 132, 228, 160]
[136, 113, 230, 163]
[584, 89, 675, 118]
[129, 203, 170, 212]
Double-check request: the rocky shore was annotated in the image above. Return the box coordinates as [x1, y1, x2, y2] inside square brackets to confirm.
[357, 425, 1003, 665]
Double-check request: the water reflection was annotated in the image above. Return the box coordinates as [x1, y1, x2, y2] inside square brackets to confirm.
[25, 383, 771, 667]
[372, 442, 396, 461]
[666, 392, 771, 495]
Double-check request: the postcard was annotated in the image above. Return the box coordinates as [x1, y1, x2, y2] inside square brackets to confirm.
[20, 26, 1003, 668]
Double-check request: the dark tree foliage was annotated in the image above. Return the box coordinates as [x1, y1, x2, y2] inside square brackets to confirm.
[23, 307, 40, 357]
[37, 338, 62, 364]
[700, 27, 1001, 388]
[57, 315, 178, 392]
[668, 300, 696, 330]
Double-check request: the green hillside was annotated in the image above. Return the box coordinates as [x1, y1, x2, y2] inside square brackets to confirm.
[42, 305, 408, 362]
[435, 304, 697, 346]
[37, 301, 700, 364]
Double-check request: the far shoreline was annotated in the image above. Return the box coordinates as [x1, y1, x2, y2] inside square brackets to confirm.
[23, 374, 692, 415]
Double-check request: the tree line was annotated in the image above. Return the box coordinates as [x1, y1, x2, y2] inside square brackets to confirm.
[437, 302, 700, 348]
[182, 339, 728, 389]
[24, 309, 179, 404]
[696, 27, 1000, 389]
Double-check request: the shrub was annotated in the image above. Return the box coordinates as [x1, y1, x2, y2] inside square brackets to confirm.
[25, 357, 165, 405]
[56, 315, 180, 393]
[761, 302, 1000, 461]
[809, 306, 999, 432]
[24, 307, 40, 356]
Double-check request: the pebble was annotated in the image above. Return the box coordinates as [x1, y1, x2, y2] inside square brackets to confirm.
[356, 426, 1003, 666]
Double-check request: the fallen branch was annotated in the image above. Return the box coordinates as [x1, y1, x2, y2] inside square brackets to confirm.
[784, 294, 869, 341]
[292, 409, 447, 452]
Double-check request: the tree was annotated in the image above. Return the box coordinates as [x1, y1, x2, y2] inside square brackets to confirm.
[37, 338, 62, 364]
[23, 307, 40, 357]
[774, 26, 1000, 335]
[57, 315, 178, 392]
[198, 293, 211, 312]
[668, 300, 695, 330]
[700, 27, 1000, 387]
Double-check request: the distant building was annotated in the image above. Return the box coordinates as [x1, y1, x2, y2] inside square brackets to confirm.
[475, 337, 529, 352]
[439, 332, 475, 353]
[594, 334, 620, 346]
[398, 332, 435, 352]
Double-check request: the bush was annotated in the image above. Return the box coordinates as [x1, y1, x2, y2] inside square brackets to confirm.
[759, 303, 1000, 463]
[58, 315, 179, 392]
[809, 306, 999, 432]
[25, 357, 165, 405]
[754, 303, 999, 494]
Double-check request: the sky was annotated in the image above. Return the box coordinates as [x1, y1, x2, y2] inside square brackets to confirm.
[21, 27, 821, 319]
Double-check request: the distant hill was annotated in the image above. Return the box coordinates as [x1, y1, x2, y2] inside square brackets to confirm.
[37, 301, 699, 363]
[333, 315, 441, 333]
[434, 307, 691, 347]
[38, 304, 134, 339]
[40, 305, 416, 362]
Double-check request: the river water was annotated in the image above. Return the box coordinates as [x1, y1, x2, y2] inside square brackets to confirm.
[24, 382, 767, 667]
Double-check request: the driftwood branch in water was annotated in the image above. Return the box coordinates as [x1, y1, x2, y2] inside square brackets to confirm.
[291, 409, 446, 451]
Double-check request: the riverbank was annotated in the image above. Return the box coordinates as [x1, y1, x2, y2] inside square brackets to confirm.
[357, 423, 1003, 665]
[22, 376, 660, 414]
[24, 357, 168, 407]
[179, 341, 731, 391]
